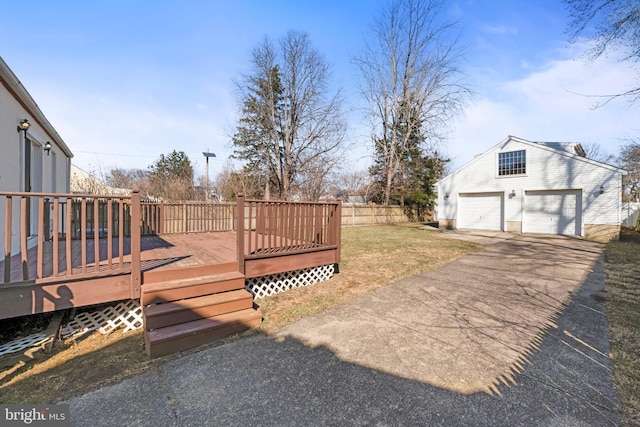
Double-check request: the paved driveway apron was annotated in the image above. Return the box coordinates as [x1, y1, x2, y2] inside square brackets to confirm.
[67, 233, 618, 426]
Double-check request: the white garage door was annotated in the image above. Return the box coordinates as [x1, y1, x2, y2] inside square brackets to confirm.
[458, 193, 503, 231]
[524, 190, 581, 236]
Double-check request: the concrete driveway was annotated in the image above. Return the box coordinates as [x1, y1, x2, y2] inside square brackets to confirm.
[277, 233, 605, 395]
[67, 233, 618, 426]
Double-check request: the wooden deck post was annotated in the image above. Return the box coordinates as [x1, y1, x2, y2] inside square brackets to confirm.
[21, 196, 28, 280]
[4, 196, 12, 283]
[335, 199, 342, 264]
[37, 197, 44, 279]
[236, 193, 245, 274]
[182, 202, 188, 233]
[159, 201, 165, 235]
[130, 189, 142, 298]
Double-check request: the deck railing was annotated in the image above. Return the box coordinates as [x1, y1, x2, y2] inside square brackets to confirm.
[1, 190, 141, 285]
[236, 194, 342, 274]
[2, 190, 340, 289]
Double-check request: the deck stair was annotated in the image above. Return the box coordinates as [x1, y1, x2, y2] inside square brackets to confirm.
[141, 262, 261, 358]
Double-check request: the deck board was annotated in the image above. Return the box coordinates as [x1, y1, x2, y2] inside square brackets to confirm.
[0, 232, 240, 284]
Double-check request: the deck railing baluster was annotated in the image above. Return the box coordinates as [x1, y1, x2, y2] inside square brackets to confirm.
[118, 199, 124, 268]
[52, 198, 59, 277]
[4, 196, 12, 283]
[37, 197, 44, 279]
[20, 196, 28, 280]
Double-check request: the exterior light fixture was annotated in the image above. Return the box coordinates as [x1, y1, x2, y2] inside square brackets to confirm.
[599, 185, 605, 195]
[44, 141, 52, 155]
[17, 118, 30, 134]
[444, 193, 450, 199]
[510, 189, 516, 197]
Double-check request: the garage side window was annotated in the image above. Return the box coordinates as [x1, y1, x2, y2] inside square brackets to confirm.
[498, 150, 526, 176]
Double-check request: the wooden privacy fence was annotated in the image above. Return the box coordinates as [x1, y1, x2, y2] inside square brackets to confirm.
[149, 201, 236, 234]
[1, 190, 141, 285]
[341, 205, 410, 226]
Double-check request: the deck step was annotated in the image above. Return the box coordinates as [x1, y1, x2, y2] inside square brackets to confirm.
[142, 262, 238, 284]
[141, 271, 245, 305]
[144, 308, 262, 358]
[144, 289, 254, 331]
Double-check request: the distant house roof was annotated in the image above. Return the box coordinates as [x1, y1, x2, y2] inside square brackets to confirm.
[0, 56, 73, 158]
[70, 164, 129, 195]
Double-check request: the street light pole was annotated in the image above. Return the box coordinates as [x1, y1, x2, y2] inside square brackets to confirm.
[202, 150, 216, 201]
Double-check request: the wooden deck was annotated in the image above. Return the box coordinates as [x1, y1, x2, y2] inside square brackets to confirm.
[0, 193, 341, 320]
[0, 230, 339, 283]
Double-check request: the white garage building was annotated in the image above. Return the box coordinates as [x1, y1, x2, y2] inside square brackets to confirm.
[437, 136, 627, 242]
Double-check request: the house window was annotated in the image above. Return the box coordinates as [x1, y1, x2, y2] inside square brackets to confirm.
[498, 150, 526, 176]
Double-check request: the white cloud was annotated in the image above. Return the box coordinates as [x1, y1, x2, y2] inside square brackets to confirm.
[447, 50, 639, 170]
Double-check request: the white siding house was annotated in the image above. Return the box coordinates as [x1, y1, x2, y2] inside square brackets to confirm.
[0, 56, 73, 253]
[437, 135, 627, 242]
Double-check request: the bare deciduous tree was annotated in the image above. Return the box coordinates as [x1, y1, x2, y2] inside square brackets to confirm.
[214, 163, 263, 201]
[565, 0, 640, 106]
[618, 141, 640, 201]
[232, 30, 347, 200]
[581, 142, 615, 163]
[296, 152, 342, 201]
[354, 0, 469, 205]
[333, 171, 374, 204]
[105, 168, 149, 195]
[70, 166, 109, 195]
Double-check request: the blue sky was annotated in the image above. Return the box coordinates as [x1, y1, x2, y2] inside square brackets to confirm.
[1, 0, 637, 180]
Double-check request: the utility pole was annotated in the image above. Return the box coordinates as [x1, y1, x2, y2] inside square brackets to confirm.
[203, 150, 216, 201]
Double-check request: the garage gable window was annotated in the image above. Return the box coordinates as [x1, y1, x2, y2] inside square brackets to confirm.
[498, 150, 526, 176]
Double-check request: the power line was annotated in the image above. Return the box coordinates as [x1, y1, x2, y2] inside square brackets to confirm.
[74, 150, 156, 158]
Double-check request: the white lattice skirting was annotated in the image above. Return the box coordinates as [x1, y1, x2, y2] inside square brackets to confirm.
[0, 301, 143, 358]
[0, 332, 52, 357]
[245, 264, 335, 299]
[61, 300, 143, 339]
